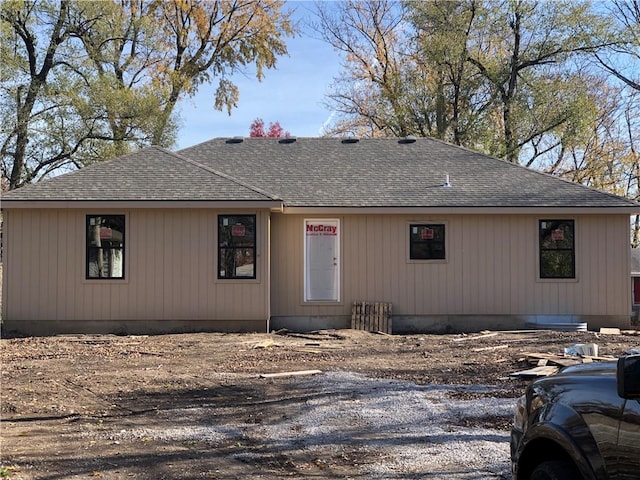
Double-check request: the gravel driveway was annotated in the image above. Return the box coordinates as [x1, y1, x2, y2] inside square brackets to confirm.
[108, 371, 513, 479]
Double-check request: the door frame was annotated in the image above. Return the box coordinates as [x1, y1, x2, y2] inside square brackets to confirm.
[303, 218, 341, 302]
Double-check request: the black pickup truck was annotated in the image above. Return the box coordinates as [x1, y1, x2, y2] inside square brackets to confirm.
[511, 355, 640, 480]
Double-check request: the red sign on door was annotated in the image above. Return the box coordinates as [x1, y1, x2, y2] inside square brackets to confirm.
[232, 224, 245, 236]
[421, 228, 434, 240]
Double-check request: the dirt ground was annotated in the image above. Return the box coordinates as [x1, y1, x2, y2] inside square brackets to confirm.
[2, 328, 640, 479]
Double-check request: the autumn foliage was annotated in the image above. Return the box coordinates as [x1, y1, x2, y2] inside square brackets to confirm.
[249, 118, 290, 138]
[1, 0, 295, 189]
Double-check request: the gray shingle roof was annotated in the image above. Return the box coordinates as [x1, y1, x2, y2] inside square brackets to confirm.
[3, 138, 638, 210]
[179, 137, 638, 208]
[1, 146, 276, 202]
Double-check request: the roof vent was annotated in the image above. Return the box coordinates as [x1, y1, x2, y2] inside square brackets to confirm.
[398, 135, 417, 144]
[278, 137, 297, 144]
[341, 137, 360, 144]
[225, 136, 244, 144]
[443, 173, 452, 188]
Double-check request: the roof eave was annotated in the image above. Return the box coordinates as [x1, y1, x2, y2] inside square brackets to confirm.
[280, 206, 640, 215]
[1, 199, 284, 210]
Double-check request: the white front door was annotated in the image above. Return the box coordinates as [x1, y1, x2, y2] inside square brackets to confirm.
[304, 219, 340, 302]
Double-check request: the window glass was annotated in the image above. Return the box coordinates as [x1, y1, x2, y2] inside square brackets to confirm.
[86, 215, 125, 279]
[410, 224, 445, 260]
[218, 215, 256, 279]
[539, 220, 575, 279]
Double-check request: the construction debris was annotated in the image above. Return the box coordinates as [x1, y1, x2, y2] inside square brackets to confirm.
[472, 344, 509, 352]
[452, 332, 499, 342]
[510, 365, 560, 378]
[259, 370, 323, 379]
[599, 328, 621, 335]
[252, 339, 275, 349]
[351, 301, 392, 334]
[564, 343, 598, 356]
[520, 352, 579, 368]
[510, 345, 617, 378]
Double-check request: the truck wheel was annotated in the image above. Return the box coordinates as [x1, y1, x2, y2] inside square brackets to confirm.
[530, 460, 580, 480]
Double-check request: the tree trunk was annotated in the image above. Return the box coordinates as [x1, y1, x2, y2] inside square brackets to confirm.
[7, 1, 69, 189]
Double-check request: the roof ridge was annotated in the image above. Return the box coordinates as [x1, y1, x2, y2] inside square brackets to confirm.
[154, 146, 282, 201]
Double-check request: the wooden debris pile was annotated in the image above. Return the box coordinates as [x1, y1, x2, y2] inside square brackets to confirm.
[510, 349, 617, 378]
[451, 328, 627, 379]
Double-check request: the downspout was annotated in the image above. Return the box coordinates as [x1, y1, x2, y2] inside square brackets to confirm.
[266, 203, 284, 332]
[266, 211, 271, 333]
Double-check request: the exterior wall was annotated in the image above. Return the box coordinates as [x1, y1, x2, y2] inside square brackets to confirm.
[2, 208, 270, 335]
[3, 209, 633, 335]
[270, 213, 632, 332]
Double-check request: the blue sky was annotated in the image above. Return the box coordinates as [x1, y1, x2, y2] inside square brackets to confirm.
[175, 2, 342, 149]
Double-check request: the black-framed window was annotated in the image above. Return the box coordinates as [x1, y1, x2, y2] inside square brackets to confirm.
[218, 215, 256, 279]
[539, 219, 575, 279]
[86, 215, 125, 279]
[410, 224, 446, 260]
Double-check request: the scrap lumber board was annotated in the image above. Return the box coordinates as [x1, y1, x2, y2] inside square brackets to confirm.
[251, 339, 275, 349]
[259, 370, 323, 379]
[582, 355, 617, 362]
[510, 366, 559, 378]
[599, 328, 621, 335]
[292, 348, 322, 354]
[452, 332, 499, 342]
[622, 330, 640, 335]
[522, 353, 580, 368]
[494, 330, 542, 334]
[472, 344, 509, 352]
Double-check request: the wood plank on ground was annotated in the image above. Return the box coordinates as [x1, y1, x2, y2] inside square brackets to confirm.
[259, 370, 323, 379]
[472, 344, 509, 352]
[582, 355, 617, 362]
[452, 332, 499, 342]
[521, 353, 580, 368]
[509, 365, 559, 378]
[599, 328, 621, 335]
[251, 339, 275, 349]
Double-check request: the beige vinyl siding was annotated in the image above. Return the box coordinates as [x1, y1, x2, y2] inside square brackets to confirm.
[270, 213, 631, 318]
[3, 208, 270, 329]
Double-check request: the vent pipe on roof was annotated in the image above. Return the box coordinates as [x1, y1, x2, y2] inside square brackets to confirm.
[226, 137, 244, 144]
[443, 173, 452, 188]
[341, 137, 360, 144]
[279, 137, 297, 144]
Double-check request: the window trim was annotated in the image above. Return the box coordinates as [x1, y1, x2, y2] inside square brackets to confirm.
[217, 214, 257, 280]
[84, 213, 128, 282]
[407, 221, 448, 263]
[538, 219, 576, 281]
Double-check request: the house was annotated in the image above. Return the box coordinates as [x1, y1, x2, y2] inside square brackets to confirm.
[2, 137, 638, 336]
